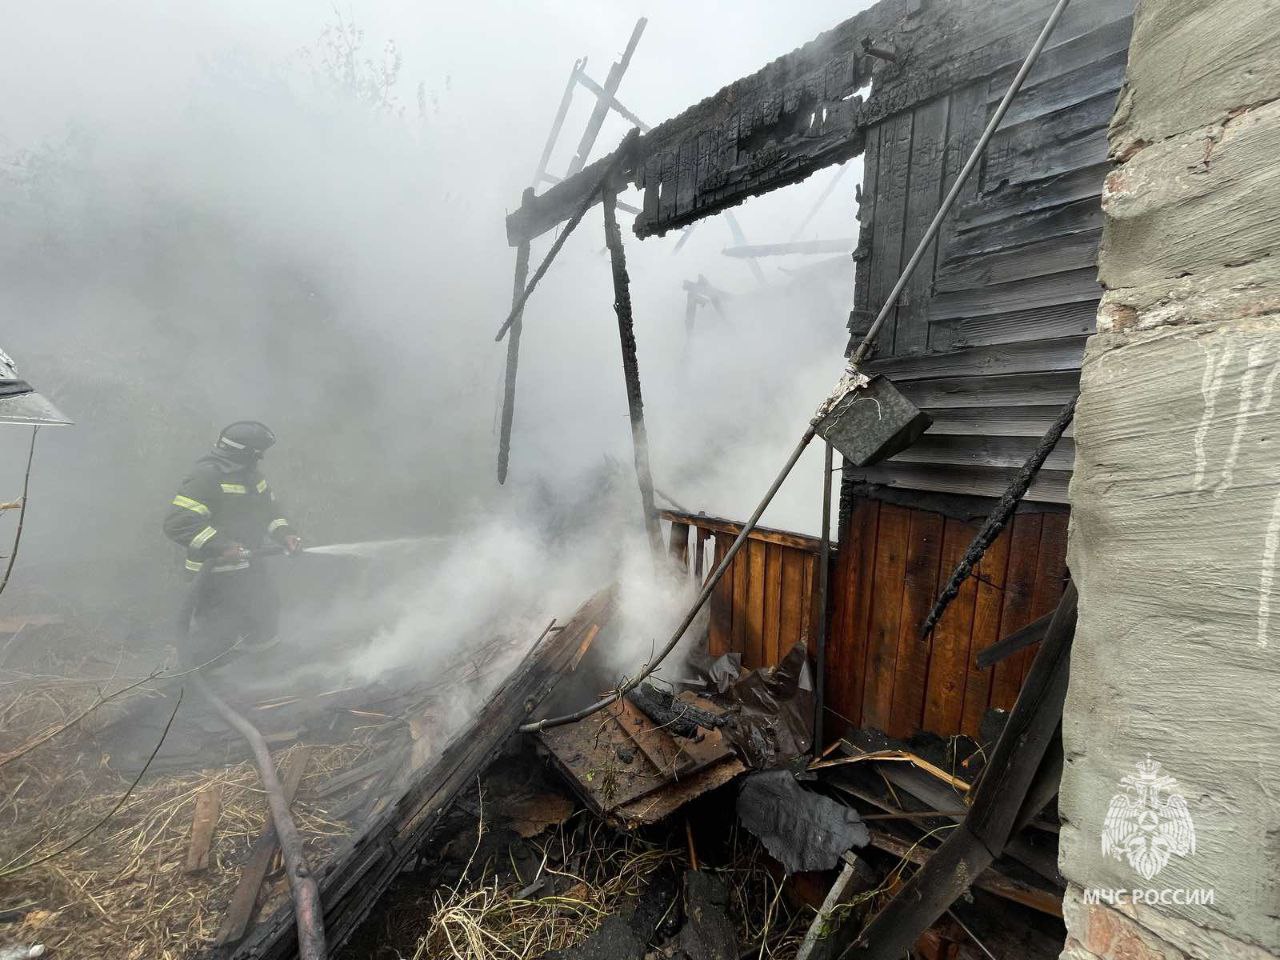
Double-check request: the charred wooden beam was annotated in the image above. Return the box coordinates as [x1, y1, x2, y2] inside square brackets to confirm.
[976, 609, 1054, 669]
[497, 205, 533, 485]
[566, 18, 647, 176]
[603, 184, 663, 555]
[228, 596, 611, 960]
[533, 60, 583, 186]
[920, 396, 1077, 638]
[505, 0, 906, 244]
[863, 832, 1063, 917]
[506, 0, 1124, 245]
[723, 211, 767, 286]
[575, 70, 651, 132]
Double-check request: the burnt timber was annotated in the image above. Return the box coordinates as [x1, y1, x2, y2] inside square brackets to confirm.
[506, 0, 1126, 246]
[225, 594, 612, 959]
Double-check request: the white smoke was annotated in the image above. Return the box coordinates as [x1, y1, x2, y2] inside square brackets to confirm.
[0, 1, 867, 729]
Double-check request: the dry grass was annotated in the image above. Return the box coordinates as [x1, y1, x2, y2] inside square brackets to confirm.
[392, 812, 812, 960]
[0, 674, 372, 960]
[714, 825, 810, 960]
[410, 814, 674, 960]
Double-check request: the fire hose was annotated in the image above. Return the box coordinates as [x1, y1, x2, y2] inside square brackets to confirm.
[181, 545, 328, 960]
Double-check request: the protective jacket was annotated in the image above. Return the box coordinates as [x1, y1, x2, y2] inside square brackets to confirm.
[163, 450, 293, 573]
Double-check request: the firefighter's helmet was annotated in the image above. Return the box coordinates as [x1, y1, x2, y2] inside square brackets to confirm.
[0, 346, 72, 426]
[216, 421, 276, 460]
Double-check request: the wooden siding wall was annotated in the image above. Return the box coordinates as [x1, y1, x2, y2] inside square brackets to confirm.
[849, 2, 1134, 503]
[828, 498, 1068, 741]
[661, 511, 822, 671]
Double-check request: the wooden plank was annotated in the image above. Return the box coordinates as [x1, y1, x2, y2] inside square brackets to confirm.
[861, 504, 911, 731]
[216, 747, 315, 946]
[948, 165, 1110, 240]
[310, 758, 390, 801]
[864, 831, 1064, 917]
[934, 230, 1101, 293]
[504, 0, 905, 243]
[763, 543, 785, 666]
[850, 123, 883, 339]
[657, 509, 821, 552]
[828, 498, 880, 738]
[888, 434, 1076, 472]
[856, 0, 1128, 131]
[842, 589, 1077, 956]
[983, 91, 1116, 190]
[930, 299, 1097, 352]
[895, 96, 951, 356]
[779, 548, 807, 660]
[945, 196, 1103, 266]
[989, 12, 1132, 95]
[959, 524, 1013, 738]
[865, 111, 914, 357]
[888, 510, 945, 738]
[184, 783, 224, 874]
[668, 521, 690, 568]
[988, 515, 1043, 712]
[925, 404, 1077, 438]
[708, 535, 732, 657]
[976, 610, 1054, 669]
[732, 537, 751, 662]
[745, 539, 768, 669]
[896, 370, 1081, 409]
[723, 238, 857, 258]
[928, 274, 1100, 324]
[867, 335, 1089, 382]
[989, 47, 1129, 129]
[849, 464, 1072, 505]
[923, 519, 980, 735]
[934, 80, 989, 278]
[1020, 512, 1070, 684]
[565, 18, 646, 177]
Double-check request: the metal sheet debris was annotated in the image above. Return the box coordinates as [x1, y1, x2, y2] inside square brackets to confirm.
[735, 770, 870, 874]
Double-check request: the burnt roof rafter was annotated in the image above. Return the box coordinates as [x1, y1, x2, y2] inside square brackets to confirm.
[505, 0, 1125, 246]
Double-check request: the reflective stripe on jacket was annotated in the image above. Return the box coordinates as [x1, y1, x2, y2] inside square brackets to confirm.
[163, 454, 292, 572]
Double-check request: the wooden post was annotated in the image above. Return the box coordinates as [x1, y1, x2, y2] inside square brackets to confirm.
[602, 185, 663, 556]
[533, 60, 583, 186]
[566, 18, 647, 176]
[498, 205, 533, 485]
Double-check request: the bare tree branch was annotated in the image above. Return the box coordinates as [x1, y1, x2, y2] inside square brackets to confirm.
[0, 425, 38, 598]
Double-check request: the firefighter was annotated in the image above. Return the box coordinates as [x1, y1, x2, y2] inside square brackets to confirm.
[164, 421, 301, 665]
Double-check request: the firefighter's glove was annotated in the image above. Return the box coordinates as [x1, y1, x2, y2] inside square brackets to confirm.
[220, 543, 250, 562]
[284, 535, 303, 555]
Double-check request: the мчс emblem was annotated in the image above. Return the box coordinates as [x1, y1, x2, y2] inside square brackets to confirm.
[1102, 756, 1196, 881]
